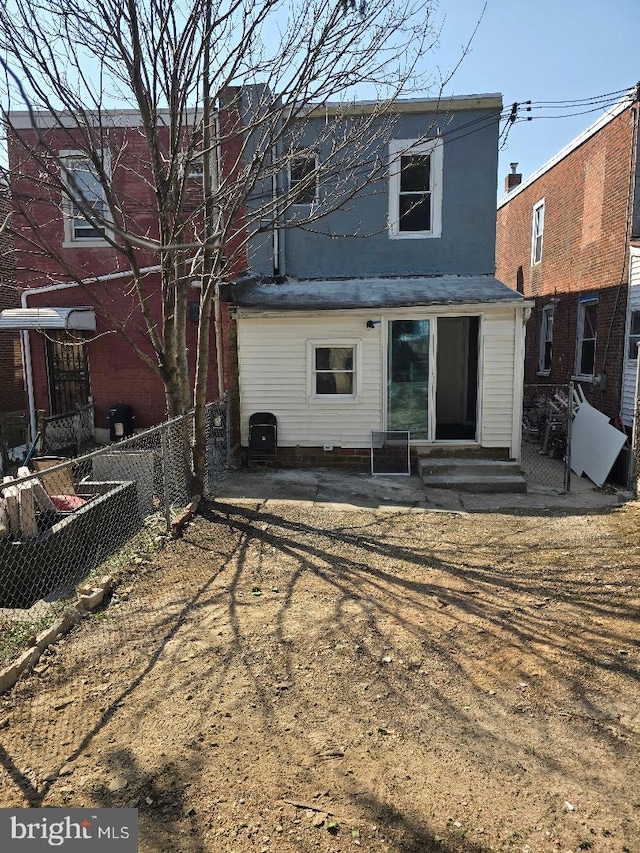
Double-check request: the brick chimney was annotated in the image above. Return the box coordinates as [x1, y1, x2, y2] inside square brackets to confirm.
[505, 162, 522, 193]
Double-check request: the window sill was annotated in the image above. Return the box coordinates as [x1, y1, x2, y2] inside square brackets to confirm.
[389, 231, 441, 240]
[309, 396, 360, 404]
[536, 370, 551, 377]
[62, 239, 110, 249]
[571, 374, 594, 383]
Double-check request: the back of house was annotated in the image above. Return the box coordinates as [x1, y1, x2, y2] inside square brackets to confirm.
[222, 89, 530, 470]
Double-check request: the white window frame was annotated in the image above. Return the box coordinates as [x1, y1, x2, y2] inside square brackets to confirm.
[388, 137, 443, 239]
[289, 154, 319, 206]
[61, 149, 111, 247]
[186, 158, 204, 180]
[306, 339, 361, 402]
[538, 304, 554, 375]
[531, 199, 545, 265]
[628, 309, 640, 360]
[575, 296, 598, 379]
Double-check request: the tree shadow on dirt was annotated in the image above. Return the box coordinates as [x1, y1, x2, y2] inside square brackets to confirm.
[205, 499, 639, 667]
[0, 493, 636, 852]
[352, 792, 491, 852]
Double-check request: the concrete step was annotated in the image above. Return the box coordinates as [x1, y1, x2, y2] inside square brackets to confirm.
[418, 457, 527, 493]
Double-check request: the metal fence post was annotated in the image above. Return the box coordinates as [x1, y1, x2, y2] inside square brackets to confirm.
[630, 346, 640, 494]
[225, 394, 232, 468]
[161, 428, 172, 534]
[564, 381, 573, 493]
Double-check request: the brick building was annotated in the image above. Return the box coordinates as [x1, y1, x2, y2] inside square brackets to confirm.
[496, 88, 640, 436]
[2, 109, 242, 442]
[0, 179, 27, 415]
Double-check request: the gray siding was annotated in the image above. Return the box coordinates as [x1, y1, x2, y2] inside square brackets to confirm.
[247, 105, 501, 280]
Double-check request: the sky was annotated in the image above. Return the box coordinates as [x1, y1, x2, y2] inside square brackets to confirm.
[427, 0, 639, 194]
[1, 0, 636, 191]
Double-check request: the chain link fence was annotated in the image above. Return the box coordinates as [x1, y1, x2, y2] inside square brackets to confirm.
[0, 410, 29, 475]
[38, 403, 95, 456]
[0, 398, 228, 665]
[521, 383, 572, 492]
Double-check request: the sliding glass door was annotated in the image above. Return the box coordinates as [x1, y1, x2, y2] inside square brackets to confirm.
[387, 319, 430, 440]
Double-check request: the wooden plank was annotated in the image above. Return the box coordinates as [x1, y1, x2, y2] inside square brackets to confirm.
[0, 501, 8, 538]
[171, 496, 201, 537]
[17, 465, 58, 514]
[3, 488, 20, 537]
[17, 484, 38, 539]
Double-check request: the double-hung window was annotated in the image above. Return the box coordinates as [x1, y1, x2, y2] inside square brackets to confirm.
[307, 340, 360, 401]
[531, 199, 544, 265]
[538, 304, 554, 374]
[62, 150, 109, 244]
[289, 154, 318, 205]
[575, 296, 598, 377]
[389, 138, 443, 238]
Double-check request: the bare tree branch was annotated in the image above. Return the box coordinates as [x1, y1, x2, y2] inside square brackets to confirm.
[0, 0, 457, 492]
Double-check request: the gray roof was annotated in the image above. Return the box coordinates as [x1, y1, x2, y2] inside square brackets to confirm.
[221, 276, 524, 310]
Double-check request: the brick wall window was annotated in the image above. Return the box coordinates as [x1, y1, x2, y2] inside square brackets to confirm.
[538, 304, 554, 374]
[575, 296, 598, 377]
[388, 138, 443, 239]
[61, 150, 110, 245]
[531, 199, 544, 265]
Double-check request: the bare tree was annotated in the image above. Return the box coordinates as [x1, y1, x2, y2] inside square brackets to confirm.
[0, 0, 442, 493]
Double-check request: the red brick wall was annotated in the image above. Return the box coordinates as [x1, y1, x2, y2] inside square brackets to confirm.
[0, 190, 27, 414]
[496, 106, 637, 418]
[7, 112, 245, 431]
[24, 275, 229, 430]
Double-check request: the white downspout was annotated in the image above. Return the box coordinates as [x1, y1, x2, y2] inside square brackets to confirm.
[511, 303, 532, 461]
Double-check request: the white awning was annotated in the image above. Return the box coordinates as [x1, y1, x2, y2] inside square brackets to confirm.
[0, 307, 96, 331]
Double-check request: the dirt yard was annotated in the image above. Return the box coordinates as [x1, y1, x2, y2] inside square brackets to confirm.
[0, 478, 639, 853]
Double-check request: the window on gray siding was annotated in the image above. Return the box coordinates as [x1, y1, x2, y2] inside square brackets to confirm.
[399, 155, 431, 232]
[388, 138, 443, 239]
[289, 155, 318, 205]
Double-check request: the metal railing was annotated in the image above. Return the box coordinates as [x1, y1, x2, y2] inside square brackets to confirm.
[0, 399, 228, 665]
